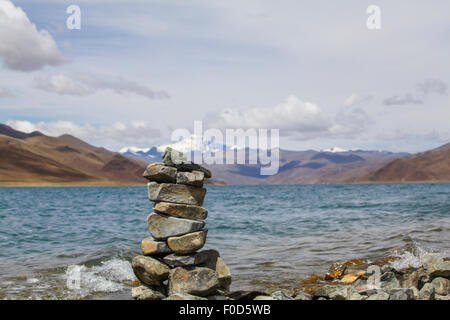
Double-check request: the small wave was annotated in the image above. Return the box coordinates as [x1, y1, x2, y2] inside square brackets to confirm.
[64, 258, 136, 299]
[389, 241, 428, 270]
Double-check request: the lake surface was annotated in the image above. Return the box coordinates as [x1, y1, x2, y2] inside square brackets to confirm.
[0, 184, 449, 299]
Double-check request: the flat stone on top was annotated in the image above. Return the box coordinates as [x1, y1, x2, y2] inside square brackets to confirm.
[162, 147, 212, 178]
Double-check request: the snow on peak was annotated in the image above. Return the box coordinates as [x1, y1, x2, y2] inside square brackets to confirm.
[119, 146, 151, 154]
[321, 147, 348, 153]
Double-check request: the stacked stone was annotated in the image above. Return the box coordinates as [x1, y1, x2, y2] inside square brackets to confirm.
[131, 147, 232, 300]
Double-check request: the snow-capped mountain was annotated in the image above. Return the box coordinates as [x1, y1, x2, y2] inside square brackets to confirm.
[119, 146, 162, 163]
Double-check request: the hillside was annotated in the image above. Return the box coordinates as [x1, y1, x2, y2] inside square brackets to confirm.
[0, 124, 147, 186]
[353, 143, 450, 183]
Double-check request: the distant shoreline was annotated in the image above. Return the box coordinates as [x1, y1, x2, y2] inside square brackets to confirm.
[1, 180, 449, 187]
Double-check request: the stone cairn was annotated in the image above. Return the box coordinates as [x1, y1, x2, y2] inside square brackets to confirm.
[131, 147, 232, 300]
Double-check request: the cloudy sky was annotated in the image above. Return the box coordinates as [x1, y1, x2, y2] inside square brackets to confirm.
[0, 0, 449, 152]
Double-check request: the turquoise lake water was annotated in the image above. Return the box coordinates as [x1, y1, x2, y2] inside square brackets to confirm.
[0, 183, 449, 299]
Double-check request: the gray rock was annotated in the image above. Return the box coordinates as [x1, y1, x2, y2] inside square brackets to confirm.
[168, 267, 220, 297]
[162, 250, 212, 267]
[167, 230, 208, 254]
[199, 250, 232, 288]
[422, 253, 450, 278]
[293, 292, 312, 300]
[153, 202, 208, 220]
[380, 272, 400, 290]
[271, 291, 294, 300]
[141, 236, 172, 256]
[418, 283, 435, 300]
[388, 288, 414, 300]
[253, 296, 275, 300]
[143, 163, 177, 183]
[329, 287, 363, 300]
[131, 285, 166, 300]
[131, 255, 170, 286]
[430, 277, 449, 295]
[176, 171, 204, 187]
[148, 182, 207, 206]
[435, 294, 450, 300]
[366, 290, 390, 300]
[410, 286, 420, 300]
[162, 147, 212, 178]
[147, 212, 205, 240]
[164, 293, 208, 300]
[314, 285, 340, 299]
[227, 290, 269, 300]
[401, 270, 420, 289]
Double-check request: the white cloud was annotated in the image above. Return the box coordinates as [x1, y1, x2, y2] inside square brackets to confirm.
[208, 95, 369, 140]
[5, 120, 161, 151]
[343, 93, 373, 107]
[210, 95, 331, 135]
[0, 0, 66, 71]
[34, 73, 170, 100]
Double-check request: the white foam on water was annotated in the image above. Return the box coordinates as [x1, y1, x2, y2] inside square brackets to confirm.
[389, 244, 428, 270]
[64, 258, 136, 299]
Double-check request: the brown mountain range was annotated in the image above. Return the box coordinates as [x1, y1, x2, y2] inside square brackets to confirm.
[1, 123, 448, 185]
[0, 124, 147, 186]
[351, 142, 450, 183]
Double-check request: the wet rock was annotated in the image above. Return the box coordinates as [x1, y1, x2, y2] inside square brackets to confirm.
[141, 236, 172, 256]
[177, 171, 204, 187]
[380, 272, 400, 290]
[400, 270, 420, 289]
[325, 262, 346, 280]
[131, 255, 170, 286]
[254, 296, 275, 300]
[271, 291, 294, 300]
[131, 285, 166, 300]
[168, 267, 219, 297]
[164, 293, 207, 300]
[422, 253, 450, 278]
[162, 250, 212, 267]
[199, 250, 232, 288]
[388, 288, 414, 300]
[227, 291, 268, 300]
[329, 287, 362, 300]
[411, 287, 420, 300]
[143, 163, 177, 183]
[147, 182, 207, 206]
[293, 292, 312, 300]
[340, 272, 365, 284]
[147, 212, 205, 240]
[167, 230, 208, 254]
[162, 147, 212, 178]
[154, 202, 208, 220]
[418, 283, 435, 300]
[366, 290, 390, 300]
[430, 277, 449, 295]
[314, 285, 341, 299]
